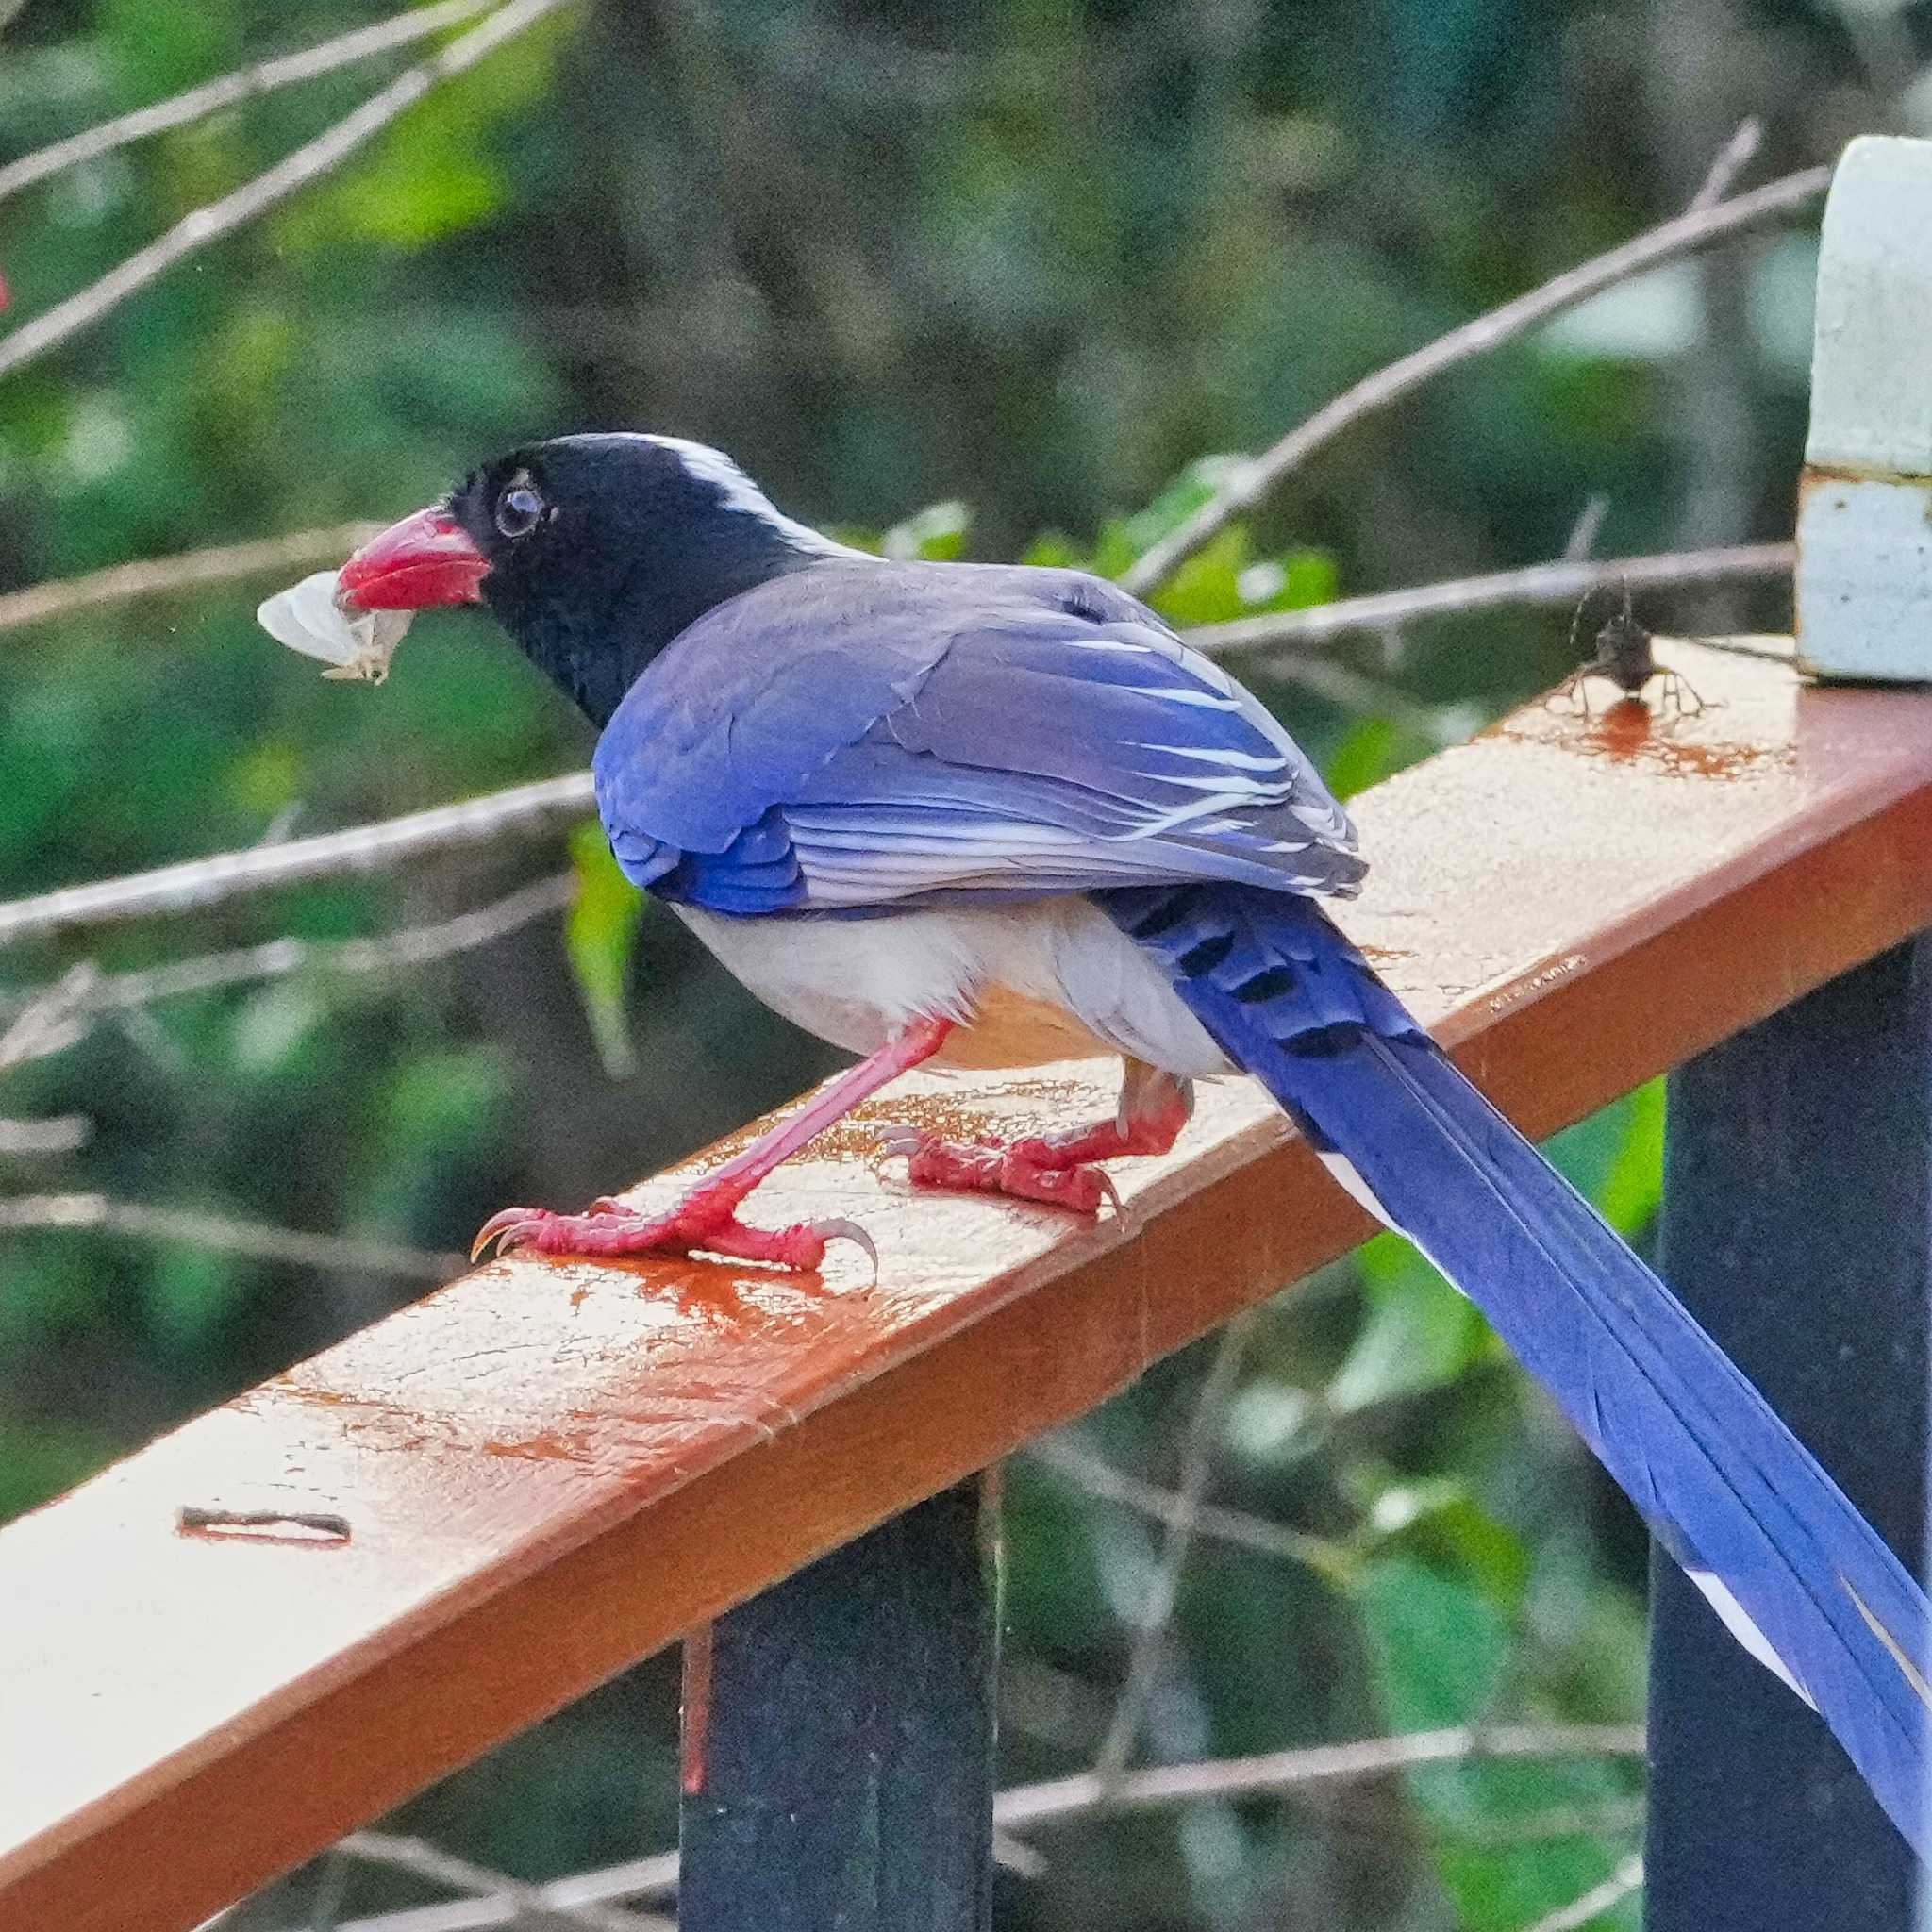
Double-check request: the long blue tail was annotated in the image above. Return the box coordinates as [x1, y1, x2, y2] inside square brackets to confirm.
[1106, 879, 1930, 1854]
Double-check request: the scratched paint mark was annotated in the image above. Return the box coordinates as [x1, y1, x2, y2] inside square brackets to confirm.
[177, 1506, 351, 1545]
[1487, 954, 1588, 1015]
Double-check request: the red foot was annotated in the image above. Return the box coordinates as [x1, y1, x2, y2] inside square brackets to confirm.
[881, 1078, 1190, 1217]
[880, 1126, 1119, 1214]
[473, 1191, 874, 1274]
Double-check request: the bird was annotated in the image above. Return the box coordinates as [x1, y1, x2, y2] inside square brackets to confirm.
[334, 429, 1929, 1853]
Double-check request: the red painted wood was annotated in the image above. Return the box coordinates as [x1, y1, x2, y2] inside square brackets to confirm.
[4, 642, 1932, 1932]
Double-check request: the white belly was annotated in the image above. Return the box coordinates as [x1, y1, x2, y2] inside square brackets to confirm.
[672, 899, 1233, 1078]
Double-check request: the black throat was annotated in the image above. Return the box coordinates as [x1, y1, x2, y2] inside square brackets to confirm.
[483, 509, 831, 731]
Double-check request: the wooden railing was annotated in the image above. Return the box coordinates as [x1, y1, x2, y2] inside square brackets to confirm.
[4, 137, 1932, 1932]
[3, 633, 1929, 1932]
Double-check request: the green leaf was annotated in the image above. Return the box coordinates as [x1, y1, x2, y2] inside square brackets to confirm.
[1322, 716, 1404, 799]
[1145, 527, 1250, 626]
[566, 824, 644, 1079]
[1021, 530, 1088, 569]
[1598, 1078, 1666, 1236]
[1328, 1234, 1490, 1415]
[1359, 1556, 1641, 1929]
[882, 499, 971, 561]
[144, 1243, 247, 1352]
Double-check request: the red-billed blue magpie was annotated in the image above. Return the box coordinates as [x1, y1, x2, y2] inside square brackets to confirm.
[335, 431, 1929, 1850]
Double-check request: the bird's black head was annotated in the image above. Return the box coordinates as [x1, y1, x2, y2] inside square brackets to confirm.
[338, 432, 854, 727]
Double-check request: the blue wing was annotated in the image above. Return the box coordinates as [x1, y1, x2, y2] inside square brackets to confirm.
[591, 560, 1363, 914]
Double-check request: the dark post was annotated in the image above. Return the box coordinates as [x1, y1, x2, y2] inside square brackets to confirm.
[1647, 937, 1931, 1929]
[678, 1475, 1000, 1932]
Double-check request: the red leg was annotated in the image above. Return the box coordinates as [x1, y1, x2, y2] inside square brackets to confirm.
[475, 1017, 955, 1268]
[883, 1061, 1191, 1215]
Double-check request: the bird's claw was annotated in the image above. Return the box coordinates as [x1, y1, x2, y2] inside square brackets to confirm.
[471, 1197, 879, 1275]
[472, 1206, 541, 1261]
[813, 1217, 879, 1283]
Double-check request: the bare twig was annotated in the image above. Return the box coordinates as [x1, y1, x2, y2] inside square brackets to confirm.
[997, 1724, 1648, 1832]
[0, 525, 377, 635]
[0, 1192, 463, 1280]
[1269, 654, 1472, 741]
[1686, 119, 1763, 214]
[0, 1115, 90, 1155]
[329, 1726, 1645, 1929]
[1025, 1436, 1337, 1570]
[0, 775, 592, 948]
[1520, 1853, 1644, 1932]
[0, 0, 577, 381]
[1122, 165, 1831, 596]
[0, 966, 95, 1069]
[306, 1847, 355, 1932]
[1465, 1795, 1645, 1846]
[1562, 495, 1610, 562]
[0, 2, 496, 206]
[0, 873, 575, 1033]
[1188, 541, 1793, 658]
[334, 1856, 678, 1932]
[1091, 1313, 1254, 1778]
[336, 1835, 668, 1932]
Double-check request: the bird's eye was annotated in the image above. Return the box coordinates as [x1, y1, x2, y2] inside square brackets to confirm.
[494, 484, 546, 540]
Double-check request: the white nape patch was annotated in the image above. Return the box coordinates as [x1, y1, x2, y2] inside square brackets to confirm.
[644, 435, 864, 560]
[1688, 1570, 1817, 1709]
[1315, 1149, 1400, 1231]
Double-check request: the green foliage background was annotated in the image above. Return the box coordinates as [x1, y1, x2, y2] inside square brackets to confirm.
[0, 1, 1915, 1925]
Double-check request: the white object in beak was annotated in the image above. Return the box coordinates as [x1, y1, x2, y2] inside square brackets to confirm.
[257, 571, 412, 684]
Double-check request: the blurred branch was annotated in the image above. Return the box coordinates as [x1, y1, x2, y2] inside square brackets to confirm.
[1467, 1795, 1646, 1846]
[1272, 655, 1470, 741]
[996, 1724, 1648, 1832]
[336, 1834, 670, 1932]
[1520, 1854, 1645, 1932]
[1123, 164, 1831, 596]
[1686, 118, 1763, 213]
[0, 873, 575, 1033]
[1091, 1314, 1254, 1779]
[331, 1726, 1646, 1929]
[1025, 1436, 1336, 1569]
[0, 1115, 90, 1155]
[0, 776, 592, 948]
[1188, 541, 1794, 658]
[0, 966, 93, 1068]
[0, 525, 377, 635]
[1562, 495, 1610, 562]
[0, 1, 497, 206]
[0, 1192, 463, 1280]
[0, 0, 577, 381]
